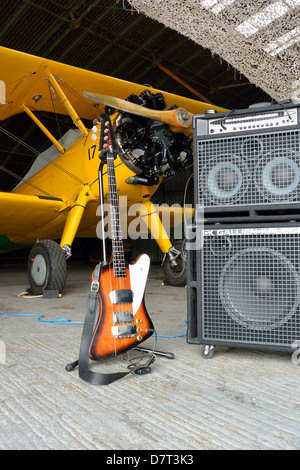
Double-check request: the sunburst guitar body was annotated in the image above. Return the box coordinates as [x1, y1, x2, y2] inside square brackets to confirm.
[88, 253, 154, 360]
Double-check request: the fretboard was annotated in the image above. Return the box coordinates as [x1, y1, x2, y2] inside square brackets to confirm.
[106, 154, 126, 278]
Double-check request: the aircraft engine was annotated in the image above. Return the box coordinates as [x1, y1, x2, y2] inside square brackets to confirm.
[114, 90, 192, 182]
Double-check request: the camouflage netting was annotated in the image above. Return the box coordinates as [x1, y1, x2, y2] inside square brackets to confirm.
[127, 0, 300, 101]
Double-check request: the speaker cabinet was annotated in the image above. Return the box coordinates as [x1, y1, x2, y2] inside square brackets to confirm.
[194, 101, 300, 222]
[187, 223, 300, 355]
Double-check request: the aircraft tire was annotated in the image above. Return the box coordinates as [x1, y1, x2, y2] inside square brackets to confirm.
[27, 239, 67, 295]
[162, 241, 187, 287]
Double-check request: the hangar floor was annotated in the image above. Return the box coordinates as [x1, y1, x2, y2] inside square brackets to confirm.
[0, 262, 300, 450]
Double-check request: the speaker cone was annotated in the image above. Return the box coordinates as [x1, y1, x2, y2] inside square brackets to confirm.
[255, 150, 300, 202]
[219, 247, 300, 331]
[202, 155, 249, 204]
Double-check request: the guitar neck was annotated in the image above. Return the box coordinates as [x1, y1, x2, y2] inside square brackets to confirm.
[106, 153, 126, 278]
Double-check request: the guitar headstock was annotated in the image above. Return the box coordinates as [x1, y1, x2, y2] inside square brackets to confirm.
[99, 113, 118, 158]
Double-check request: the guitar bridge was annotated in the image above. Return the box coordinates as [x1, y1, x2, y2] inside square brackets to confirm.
[111, 325, 136, 338]
[113, 311, 134, 324]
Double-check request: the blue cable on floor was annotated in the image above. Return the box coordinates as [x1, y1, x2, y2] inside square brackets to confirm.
[155, 321, 188, 338]
[0, 310, 187, 337]
[0, 310, 84, 325]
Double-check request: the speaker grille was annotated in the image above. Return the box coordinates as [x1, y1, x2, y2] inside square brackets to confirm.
[200, 226, 300, 348]
[197, 130, 300, 208]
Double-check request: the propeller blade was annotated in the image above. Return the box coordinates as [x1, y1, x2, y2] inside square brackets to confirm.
[0, 80, 6, 104]
[83, 91, 193, 131]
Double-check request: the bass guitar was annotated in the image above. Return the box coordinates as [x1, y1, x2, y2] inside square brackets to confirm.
[88, 114, 154, 360]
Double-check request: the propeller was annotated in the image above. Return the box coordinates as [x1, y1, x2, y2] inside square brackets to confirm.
[83, 91, 193, 132]
[0, 80, 6, 104]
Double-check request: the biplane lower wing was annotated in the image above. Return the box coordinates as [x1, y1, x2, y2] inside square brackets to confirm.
[0, 191, 67, 247]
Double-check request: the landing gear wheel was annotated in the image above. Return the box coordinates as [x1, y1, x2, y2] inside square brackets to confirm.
[27, 240, 67, 295]
[162, 241, 187, 287]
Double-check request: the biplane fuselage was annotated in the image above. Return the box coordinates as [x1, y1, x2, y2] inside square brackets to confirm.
[9, 129, 161, 248]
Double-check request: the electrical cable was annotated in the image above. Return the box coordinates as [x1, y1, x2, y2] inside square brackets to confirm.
[154, 322, 187, 338]
[123, 328, 158, 373]
[181, 171, 194, 262]
[183, 172, 194, 227]
[0, 309, 187, 336]
[0, 310, 83, 325]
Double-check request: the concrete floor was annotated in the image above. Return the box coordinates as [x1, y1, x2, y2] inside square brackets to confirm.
[0, 261, 300, 450]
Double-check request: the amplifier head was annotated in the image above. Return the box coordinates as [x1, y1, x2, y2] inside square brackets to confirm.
[194, 101, 300, 220]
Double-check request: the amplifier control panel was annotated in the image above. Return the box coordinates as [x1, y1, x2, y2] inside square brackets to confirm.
[207, 107, 298, 135]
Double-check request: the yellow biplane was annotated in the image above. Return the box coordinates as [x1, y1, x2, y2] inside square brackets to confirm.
[0, 46, 225, 294]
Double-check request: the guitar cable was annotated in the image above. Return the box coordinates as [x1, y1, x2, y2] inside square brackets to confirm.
[0, 310, 186, 376]
[0, 310, 187, 334]
[123, 328, 158, 375]
[0, 310, 84, 325]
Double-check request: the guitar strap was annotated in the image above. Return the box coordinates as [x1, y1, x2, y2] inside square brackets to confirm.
[75, 116, 153, 384]
[78, 263, 131, 385]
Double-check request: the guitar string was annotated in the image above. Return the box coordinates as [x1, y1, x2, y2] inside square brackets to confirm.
[107, 153, 129, 317]
[105, 115, 146, 356]
[107, 150, 134, 353]
[108, 154, 128, 355]
[106, 153, 116, 356]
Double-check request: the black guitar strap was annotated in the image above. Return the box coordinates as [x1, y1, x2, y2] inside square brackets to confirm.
[77, 263, 130, 385]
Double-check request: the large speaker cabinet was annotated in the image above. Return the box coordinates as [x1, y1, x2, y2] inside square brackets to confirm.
[187, 223, 300, 356]
[194, 101, 300, 222]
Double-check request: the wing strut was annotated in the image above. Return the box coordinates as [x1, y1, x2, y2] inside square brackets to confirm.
[60, 184, 95, 258]
[47, 73, 89, 137]
[21, 104, 65, 154]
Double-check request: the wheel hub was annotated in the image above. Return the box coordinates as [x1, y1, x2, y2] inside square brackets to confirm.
[30, 254, 47, 285]
[170, 258, 185, 277]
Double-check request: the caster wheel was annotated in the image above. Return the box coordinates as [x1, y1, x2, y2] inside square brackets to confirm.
[200, 345, 214, 359]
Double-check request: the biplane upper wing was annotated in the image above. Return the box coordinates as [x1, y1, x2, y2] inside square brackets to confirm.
[0, 46, 225, 123]
[0, 191, 67, 244]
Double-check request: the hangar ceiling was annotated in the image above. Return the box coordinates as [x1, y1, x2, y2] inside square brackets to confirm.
[0, 0, 273, 192]
[128, 0, 300, 101]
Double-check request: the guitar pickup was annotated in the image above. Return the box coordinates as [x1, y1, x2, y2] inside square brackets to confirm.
[111, 325, 136, 338]
[113, 311, 134, 324]
[109, 289, 133, 304]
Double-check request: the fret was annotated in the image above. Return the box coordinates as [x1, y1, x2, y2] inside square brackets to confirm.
[106, 153, 126, 278]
